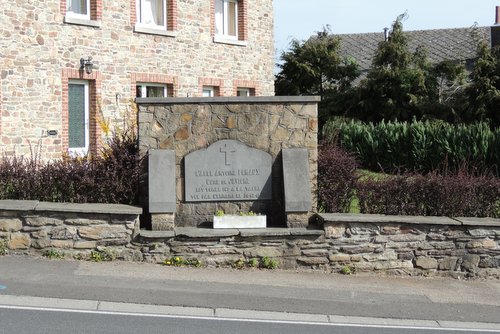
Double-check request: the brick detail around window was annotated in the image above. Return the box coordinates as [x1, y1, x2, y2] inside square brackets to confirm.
[130, 0, 177, 31]
[61, 68, 102, 156]
[199, 78, 224, 96]
[60, 0, 103, 20]
[238, 0, 247, 41]
[233, 79, 258, 96]
[131, 73, 178, 97]
[211, 0, 247, 40]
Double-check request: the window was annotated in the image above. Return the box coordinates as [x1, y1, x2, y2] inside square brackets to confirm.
[202, 86, 216, 97]
[136, 83, 168, 98]
[66, 0, 90, 20]
[215, 0, 238, 39]
[237, 88, 250, 97]
[136, 0, 167, 29]
[68, 80, 89, 155]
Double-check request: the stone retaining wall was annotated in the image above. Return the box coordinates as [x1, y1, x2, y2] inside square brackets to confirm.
[1, 201, 499, 279]
[0, 200, 142, 261]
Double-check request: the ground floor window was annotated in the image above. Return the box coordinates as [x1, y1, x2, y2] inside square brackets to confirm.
[136, 83, 168, 98]
[237, 87, 255, 96]
[202, 86, 216, 97]
[68, 80, 89, 155]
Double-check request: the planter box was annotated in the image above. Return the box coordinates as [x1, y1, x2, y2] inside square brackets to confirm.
[213, 215, 266, 229]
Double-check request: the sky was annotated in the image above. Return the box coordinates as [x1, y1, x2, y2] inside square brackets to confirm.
[274, 0, 500, 56]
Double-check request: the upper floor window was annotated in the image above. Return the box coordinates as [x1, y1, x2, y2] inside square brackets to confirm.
[66, 0, 90, 20]
[136, 0, 167, 30]
[215, 0, 238, 39]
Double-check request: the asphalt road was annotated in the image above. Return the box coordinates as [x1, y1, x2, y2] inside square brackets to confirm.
[1, 256, 500, 332]
[1, 306, 499, 334]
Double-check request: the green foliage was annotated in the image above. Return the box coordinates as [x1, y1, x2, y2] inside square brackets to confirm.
[340, 265, 356, 275]
[44, 248, 64, 259]
[462, 42, 500, 127]
[275, 27, 360, 126]
[215, 209, 225, 217]
[275, 26, 359, 96]
[248, 258, 259, 268]
[164, 256, 202, 268]
[260, 257, 279, 270]
[355, 14, 434, 122]
[0, 238, 7, 256]
[0, 129, 143, 205]
[90, 248, 116, 262]
[323, 118, 500, 175]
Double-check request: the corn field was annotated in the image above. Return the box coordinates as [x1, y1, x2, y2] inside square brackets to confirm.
[323, 119, 500, 175]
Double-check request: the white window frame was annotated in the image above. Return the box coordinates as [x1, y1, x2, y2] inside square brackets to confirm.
[66, 0, 91, 20]
[68, 80, 90, 156]
[136, 82, 168, 98]
[202, 86, 215, 97]
[136, 0, 167, 30]
[215, 0, 238, 39]
[237, 87, 250, 97]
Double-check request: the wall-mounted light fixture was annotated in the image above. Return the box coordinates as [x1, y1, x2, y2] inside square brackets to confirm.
[80, 56, 93, 74]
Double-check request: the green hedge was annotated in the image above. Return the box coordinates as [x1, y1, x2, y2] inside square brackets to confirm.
[323, 119, 500, 174]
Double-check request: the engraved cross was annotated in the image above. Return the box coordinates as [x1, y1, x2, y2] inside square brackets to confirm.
[220, 143, 236, 166]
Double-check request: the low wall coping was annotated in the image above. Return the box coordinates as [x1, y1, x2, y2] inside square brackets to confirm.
[0, 200, 142, 215]
[136, 96, 321, 105]
[139, 227, 324, 240]
[319, 213, 500, 227]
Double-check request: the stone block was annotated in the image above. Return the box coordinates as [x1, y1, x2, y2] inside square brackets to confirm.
[301, 249, 329, 257]
[50, 240, 74, 249]
[297, 256, 329, 265]
[74, 241, 98, 249]
[149, 149, 177, 213]
[0, 218, 22, 232]
[8, 233, 30, 249]
[78, 225, 129, 240]
[24, 216, 63, 227]
[286, 213, 309, 228]
[438, 257, 458, 271]
[282, 148, 312, 213]
[415, 257, 438, 269]
[329, 254, 351, 262]
[50, 226, 77, 240]
[243, 247, 282, 258]
[461, 255, 481, 272]
[151, 213, 175, 231]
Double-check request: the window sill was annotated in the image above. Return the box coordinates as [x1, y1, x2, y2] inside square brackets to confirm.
[213, 36, 247, 47]
[63, 16, 101, 28]
[134, 25, 178, 37]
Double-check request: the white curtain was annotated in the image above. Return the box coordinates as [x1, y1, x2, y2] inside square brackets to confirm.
[214, 0, 223, 35]
[140, 0, 165, 26]
[68, 0, 88, 15]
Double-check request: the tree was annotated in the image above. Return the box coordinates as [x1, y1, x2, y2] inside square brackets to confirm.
[275, 27, 359, 124]
[353, 14, 433, 122]
[462, 42, 500, 127]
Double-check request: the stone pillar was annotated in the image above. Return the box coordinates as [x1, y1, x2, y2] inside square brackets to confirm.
[282, 148, 312, 228]
[149, 150, 176, 231]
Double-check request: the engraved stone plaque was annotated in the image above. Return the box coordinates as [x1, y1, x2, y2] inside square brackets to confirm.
[185, 140, 272, 202]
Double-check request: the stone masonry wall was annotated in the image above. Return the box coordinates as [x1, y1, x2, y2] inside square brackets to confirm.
[0, 0, 274, 160]
[137, 97, 319, 228]
[1, 201, 499, 279]
[135, 214, 500, 279]
[0, 201, 142, 261]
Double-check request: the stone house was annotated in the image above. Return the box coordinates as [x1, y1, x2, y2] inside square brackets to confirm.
[0, 0, 275, 160]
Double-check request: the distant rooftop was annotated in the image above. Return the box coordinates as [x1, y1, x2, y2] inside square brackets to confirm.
[338, 26, 491, 72]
